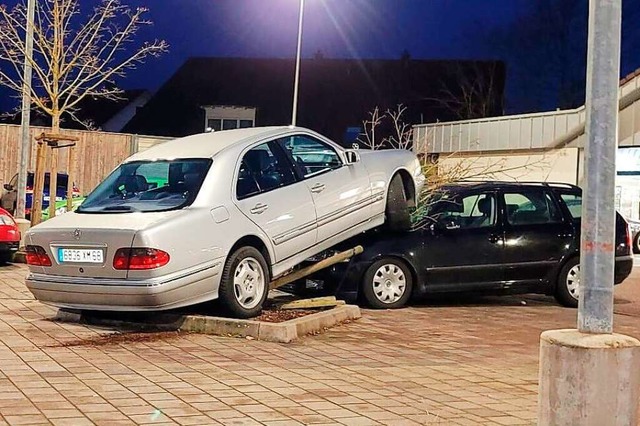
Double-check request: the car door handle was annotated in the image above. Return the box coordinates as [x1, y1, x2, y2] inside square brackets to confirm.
[250, 203, 269, 214]
[310, 183, 326, 194]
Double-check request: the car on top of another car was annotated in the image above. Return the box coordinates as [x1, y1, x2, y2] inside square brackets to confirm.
[23, 126, 425, 318]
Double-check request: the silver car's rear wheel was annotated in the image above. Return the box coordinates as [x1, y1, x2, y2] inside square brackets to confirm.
[219, 246, 270, 318]
[233, 257, 266, 310]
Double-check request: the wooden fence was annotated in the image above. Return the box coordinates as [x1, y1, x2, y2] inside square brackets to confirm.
[0, 124, 170, 194]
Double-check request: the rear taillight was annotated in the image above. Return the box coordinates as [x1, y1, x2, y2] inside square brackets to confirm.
[113, 248, 170, 270]
[25, 245, 52, 267]
[627, 223, 633, 250]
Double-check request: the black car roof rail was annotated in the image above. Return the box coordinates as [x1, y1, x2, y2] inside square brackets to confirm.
[452, 180, 582, 191]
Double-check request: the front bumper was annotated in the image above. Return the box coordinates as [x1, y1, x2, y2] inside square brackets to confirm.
[25, 262, 222, 311]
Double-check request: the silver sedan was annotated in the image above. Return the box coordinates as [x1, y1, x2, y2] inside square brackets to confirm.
[25, 126, 425, 318]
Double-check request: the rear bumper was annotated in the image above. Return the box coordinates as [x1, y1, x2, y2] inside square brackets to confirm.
[615, 255, 633, 284]
[0, 241, 19, 253]
[25, 262, 222, 311]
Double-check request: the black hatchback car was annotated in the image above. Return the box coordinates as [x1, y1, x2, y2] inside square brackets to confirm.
[292, 182, 634, 309]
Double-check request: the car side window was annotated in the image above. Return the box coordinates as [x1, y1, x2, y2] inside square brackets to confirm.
[558, 193, 582, 220]
[429, 193, 497, 229]
[504, 190, 563, 225]
[236, 142, 297, 200]
[277, 135, 342, 179]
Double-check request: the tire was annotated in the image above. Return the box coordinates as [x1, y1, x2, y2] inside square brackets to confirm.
[385, 174, 412, 231]
[555, 257, 580, 308]
[218, 246, 270, 319]
[362, 258, 413, 309]
[0, 252, 12, 265]
[634, 233, 640, 255]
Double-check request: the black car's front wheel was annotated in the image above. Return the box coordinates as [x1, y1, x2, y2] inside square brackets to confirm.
[362, 258, 413, 309]
[634, 233, 640, 255]
[219, 246, 270, 318]
[555, 257, 580, 308]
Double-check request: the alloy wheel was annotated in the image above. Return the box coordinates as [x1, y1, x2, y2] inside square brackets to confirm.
[233, 257, 265, 309]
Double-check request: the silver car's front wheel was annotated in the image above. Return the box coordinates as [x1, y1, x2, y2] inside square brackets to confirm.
[233, 257, 266, 310]
[219, 246, 270, 318]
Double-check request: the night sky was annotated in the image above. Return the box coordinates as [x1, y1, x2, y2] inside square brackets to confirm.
[121, 0, 531, 91]
[1, 0, 640, 115]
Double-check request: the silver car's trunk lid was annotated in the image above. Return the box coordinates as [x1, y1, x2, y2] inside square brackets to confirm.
[27, 211, 174, 279]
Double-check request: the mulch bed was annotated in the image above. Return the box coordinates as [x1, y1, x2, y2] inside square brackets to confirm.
[255, 308, 319, 323]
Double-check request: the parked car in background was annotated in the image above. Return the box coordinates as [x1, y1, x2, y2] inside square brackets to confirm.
[24, 126, 425, 318]
[1, 172, 82, 220]
[289, 182, 633, 309]
[0, 208, 20, 264]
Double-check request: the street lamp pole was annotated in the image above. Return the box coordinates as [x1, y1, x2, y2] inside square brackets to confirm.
[291, 0, 305, 126]
[16, 0, 36, 220]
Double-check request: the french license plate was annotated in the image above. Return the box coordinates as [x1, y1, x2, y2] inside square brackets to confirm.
[58, 248, 104, 264]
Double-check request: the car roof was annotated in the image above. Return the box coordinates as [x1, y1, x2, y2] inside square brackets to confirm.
[440, 181, 581, 193]
[126, 126, 301, 162]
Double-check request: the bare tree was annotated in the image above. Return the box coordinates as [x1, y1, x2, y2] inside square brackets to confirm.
[428, 62, 504, 120]
[0, 0, 167, 219]
[358, 104, 413, 151]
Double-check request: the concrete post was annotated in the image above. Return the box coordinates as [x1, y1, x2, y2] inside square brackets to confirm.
[538, 330, 640, 425]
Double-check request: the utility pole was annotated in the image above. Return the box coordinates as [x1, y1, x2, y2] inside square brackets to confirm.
[291, 0, 304, 127]
[538, 1, 640, 425]
[16, 0, 36, 221]
[578, 0, 621, 334]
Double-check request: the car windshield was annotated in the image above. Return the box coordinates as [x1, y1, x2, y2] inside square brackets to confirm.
[77, 159, 212, 214]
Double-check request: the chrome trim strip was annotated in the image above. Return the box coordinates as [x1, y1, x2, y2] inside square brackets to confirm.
[29, 261, 222, 288]
[271, 193, 383, 246]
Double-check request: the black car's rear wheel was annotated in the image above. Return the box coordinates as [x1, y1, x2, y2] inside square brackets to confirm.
[555, 257, 580, 308]
[386, 174, 412, 231]
[219, 246, 270, 318]
[362, 258, 413, 309]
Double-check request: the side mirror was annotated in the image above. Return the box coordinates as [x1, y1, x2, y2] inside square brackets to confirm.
[3, 184, 13, 191]
[345, 150, 360, 165]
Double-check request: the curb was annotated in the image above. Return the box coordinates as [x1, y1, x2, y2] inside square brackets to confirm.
[57, 304, 362, 343]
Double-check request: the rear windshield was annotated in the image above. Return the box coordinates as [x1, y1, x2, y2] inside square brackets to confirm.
[77, 159, 212, 213]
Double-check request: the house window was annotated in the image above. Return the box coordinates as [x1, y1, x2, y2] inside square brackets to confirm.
[207, 119, 222, 131]
[222, 119, 238, 130]
[239, 119, 254, 128]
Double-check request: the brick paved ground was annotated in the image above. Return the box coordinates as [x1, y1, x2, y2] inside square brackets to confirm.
[1, 263, 639, 425]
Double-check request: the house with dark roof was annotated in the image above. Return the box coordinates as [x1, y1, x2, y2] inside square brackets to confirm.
[1, 89, 151, 132]
[124, 57, 506, 145]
